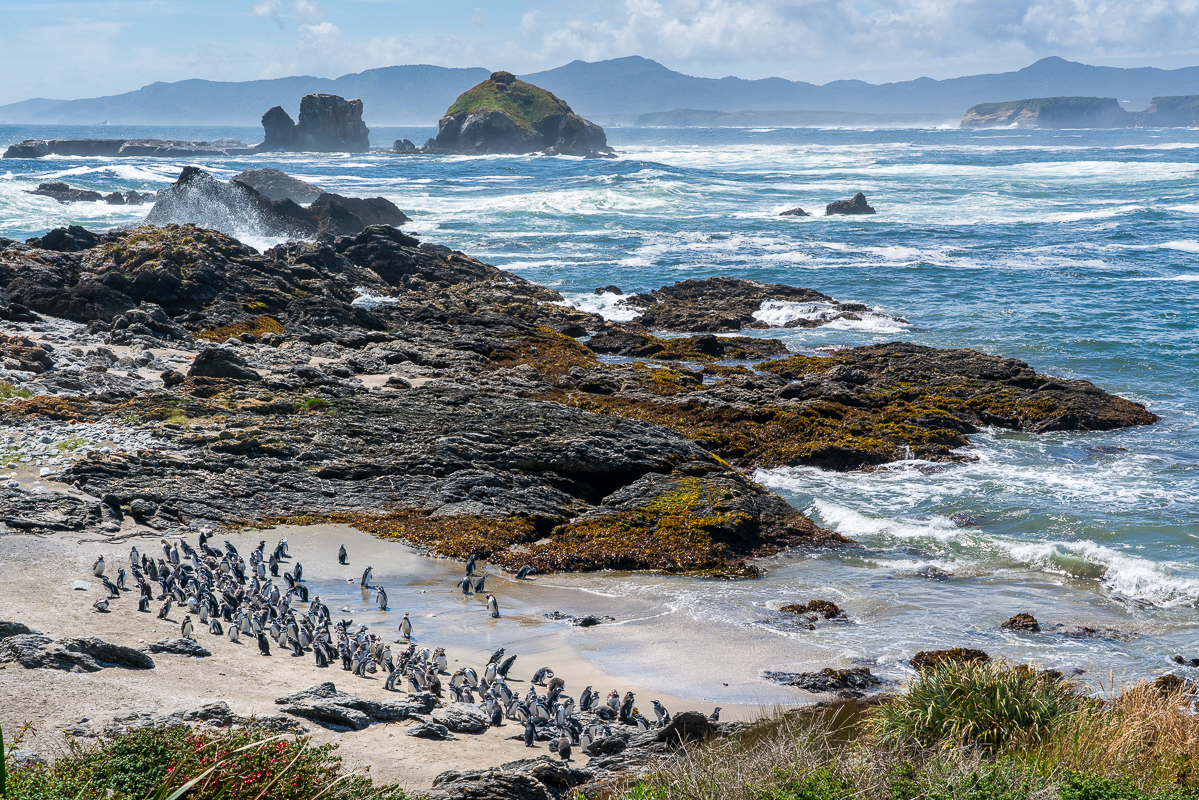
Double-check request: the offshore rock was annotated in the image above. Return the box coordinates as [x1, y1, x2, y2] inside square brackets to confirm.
[28, 182, 103, 203]
[1002, 612, 1041, 632]
[962, 97, 1132, 129]
[825, 193, 875, 215]
[3, 138, 251, 159]
[254, 94, 371, 153]
[426, 72, 613, 158]
[779, 207, 810, 217]
[232, 168, 323, 204]
[308, 194, 410, 236]
[146, 167, 316, 238]
[1139, 96, 1199, 127]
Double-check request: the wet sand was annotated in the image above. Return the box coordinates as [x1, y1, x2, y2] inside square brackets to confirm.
[0, 523, 821, 791]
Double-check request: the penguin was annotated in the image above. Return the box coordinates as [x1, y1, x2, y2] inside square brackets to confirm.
[557, 730, 572, 762]
[269, 554, 279, 577]
[209, 618, 223, 636]
[459, 577, 473, 596]
[399, 613, 412, 640]
[497, 654, 517, 678]
[532, 667, 554, 686]
[338, 544, 347, 565]
[293, 562, 303, 582]
[228, 624, 240, 643]
[708, 707, 721, 723]
[515, 565, 535, 580]
[138, 595, 150, 613]
[619, 692, 635, 724]
[487, 595, 500, 618]
[434, 647, 448, 673]
[579, 686, 593, 712]
[375, 587, 388, 611]
[652, 700, 670, 728]
[360, 566, 373, 588]
[92, 555, 106, 578]
[523, 719, 537, 747]
[490, 704, 504, 728]
[130, 546, 140, 567]
[93, 597, 110, 613]
[465, 554, 476, 577]
[116, 568, 127, 591]
[181, 615, 194, 640]
[473, 574, 487, 593]
[157, 598, 173, 620]
[257, 631, 271, 656]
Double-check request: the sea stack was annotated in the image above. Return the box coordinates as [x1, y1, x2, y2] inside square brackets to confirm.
[255, 94, 371, 153]
[418, 71, 614, 158]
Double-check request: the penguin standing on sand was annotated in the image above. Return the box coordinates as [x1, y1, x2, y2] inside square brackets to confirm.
[399, 613, 412, 640]
[557, 730, 572, 762]
[523, 719, 537, 748]
[158, 598, 173, 620]
[361, 566, 373, 588]
[228, 624, 240, 643]
[338, 545, 347, 565]
[93, 597, 109, 613]
[515, 565, 535, 580]
[180, 615, 194, 640]
[487, 594, 500, 618]
[92, 556, 105, 578]
[709, 707, 721, 723]
[459, 576, 473, 596]
[257, 631, 271, 656]
[375, 586, 388, 610]
[465, 554, 476, 577]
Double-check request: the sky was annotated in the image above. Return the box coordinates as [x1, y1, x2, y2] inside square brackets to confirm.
[4, 0, 1199, 104]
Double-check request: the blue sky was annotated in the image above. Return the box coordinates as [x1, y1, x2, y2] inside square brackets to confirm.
[4, 0, 1199, 104]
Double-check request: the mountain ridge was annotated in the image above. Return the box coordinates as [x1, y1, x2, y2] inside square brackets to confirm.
[3, 56, 1199, 127]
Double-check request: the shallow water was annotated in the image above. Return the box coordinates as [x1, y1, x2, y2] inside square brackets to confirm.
[1, 123, 1196, 692]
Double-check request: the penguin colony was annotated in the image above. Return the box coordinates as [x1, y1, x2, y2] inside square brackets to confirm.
[86, 538, 712, 759]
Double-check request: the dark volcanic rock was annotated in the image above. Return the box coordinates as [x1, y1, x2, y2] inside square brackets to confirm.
[779, 207, 810, 217]
[24, 225, 99, 252]
[103, 190, 155, 206]
[3, 138, 248, 159]
[657, 711, 714, 744]
[274, 683, 434, 730]
[232, 168, 324, 203]
[619, 276, 852, 332]
[427, 771, 551, 800]
[255, 94, 370, 153]
[1002, 612, 1041, 632]
[0, 621, 40, 639]
[309, 193, 410, 236]
[28, 182, 103, 203]
[825, 193, 875, 215]
[146, 167, 315, 238]
[911, 648, 991, 671]
[187, 347, 260, 380]
[0, 634, 154, 671]
[433, 703, 490, 734]
[407, 722, 457, 740]
[143, 638, 212, 657]
[780, 600, 844, 619]
[767, 667, 880, 697]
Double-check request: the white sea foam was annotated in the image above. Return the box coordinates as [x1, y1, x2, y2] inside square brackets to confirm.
[557, 291, 642, 321]
[752, 300, 911, 332]
[351, 288, 400, 308]
[1162, 240, 1199, 252]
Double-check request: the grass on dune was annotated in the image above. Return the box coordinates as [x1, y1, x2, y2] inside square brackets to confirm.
[619, 662, 1199, 800]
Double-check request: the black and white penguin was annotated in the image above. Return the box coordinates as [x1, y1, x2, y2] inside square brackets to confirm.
[652, 700, 670, 728]
[557, 730, 572, 762]
[257, 631, 271, 656]
[458, 576, 473, 596]
[181, 616, 194, 640]
[93, 597, 109, 613]
[92, 555, 106, 578]
[523, 719, 537, 747]
[209, 618, 223, 636]
[708, 707, 721, 723]
[360, 566, 373, 587]
[497, 654, 517, 678]
[399, 613, 412, 640]
[473, 574, 487, 593]
[532, 667, 554, 686]
[338, 544, 347, 565]
[515, 565, 535, 580]
[465, 554, 476, 577]
[487, 595, 500, 618]
[138, 595, 150, 613]
[490, 704, 503, 728]
[375, 587, 388, 611]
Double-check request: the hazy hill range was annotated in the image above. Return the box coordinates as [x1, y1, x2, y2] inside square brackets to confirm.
[3, 56, 1199, 126]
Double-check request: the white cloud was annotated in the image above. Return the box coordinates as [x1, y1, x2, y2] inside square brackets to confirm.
[292, 0, 323, 24]
[252, 0, 284, 28]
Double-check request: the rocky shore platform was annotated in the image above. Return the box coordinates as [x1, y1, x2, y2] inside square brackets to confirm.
[0, 221, 1155, 576]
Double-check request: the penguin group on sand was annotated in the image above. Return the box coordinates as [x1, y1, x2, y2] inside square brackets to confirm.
[81, 537, 693, 760]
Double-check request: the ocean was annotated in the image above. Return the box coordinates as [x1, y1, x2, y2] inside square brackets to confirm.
[1, 123, 1196, 700]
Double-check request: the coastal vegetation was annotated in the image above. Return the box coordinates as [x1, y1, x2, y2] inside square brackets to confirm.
[622, 664, 1199, 800]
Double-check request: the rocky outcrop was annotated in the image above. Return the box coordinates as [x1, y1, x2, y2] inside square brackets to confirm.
[254, 94, 371, 153]
[910, 648, 991, 671]
[0, 634, 155, 671]
[145, 167, 407, 239]
[0, 621, 39, 639]
[105, 702, 307, 736]
[961, 97, 1132, 128]
[419, 72, 613, 158]
[1001, 613, 1041, 632]
[232, 168, 323, 203]
[779, 207, 809, 217]
[826, 193, 875, 215]
[765, 667, 880, 697]
[617, 277, 888, 332]
[274, 682, 435, 731]
[0, 222, 1158, 574]
[3, 138, 251, 159]
[433, 703, 490, 734]
[28, 182, 103, 203]
[142, 638, 212, 657]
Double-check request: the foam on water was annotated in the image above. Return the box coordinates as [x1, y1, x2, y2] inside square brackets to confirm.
[558, 291, 642, 321]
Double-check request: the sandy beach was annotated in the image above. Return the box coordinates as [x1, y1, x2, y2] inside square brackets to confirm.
[0, 522, 820, 791]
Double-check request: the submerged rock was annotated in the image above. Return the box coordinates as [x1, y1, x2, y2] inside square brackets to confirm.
[779, 207, 810, 217]
[3, 138, 250, 159]
[910, 648, 990, 671]
[766, 667, 880, 697]
[27, 182, 103, 203]
[780, 600, 844, 619]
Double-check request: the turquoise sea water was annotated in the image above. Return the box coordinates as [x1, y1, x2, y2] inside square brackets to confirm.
[1, 123, 1196, 694]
